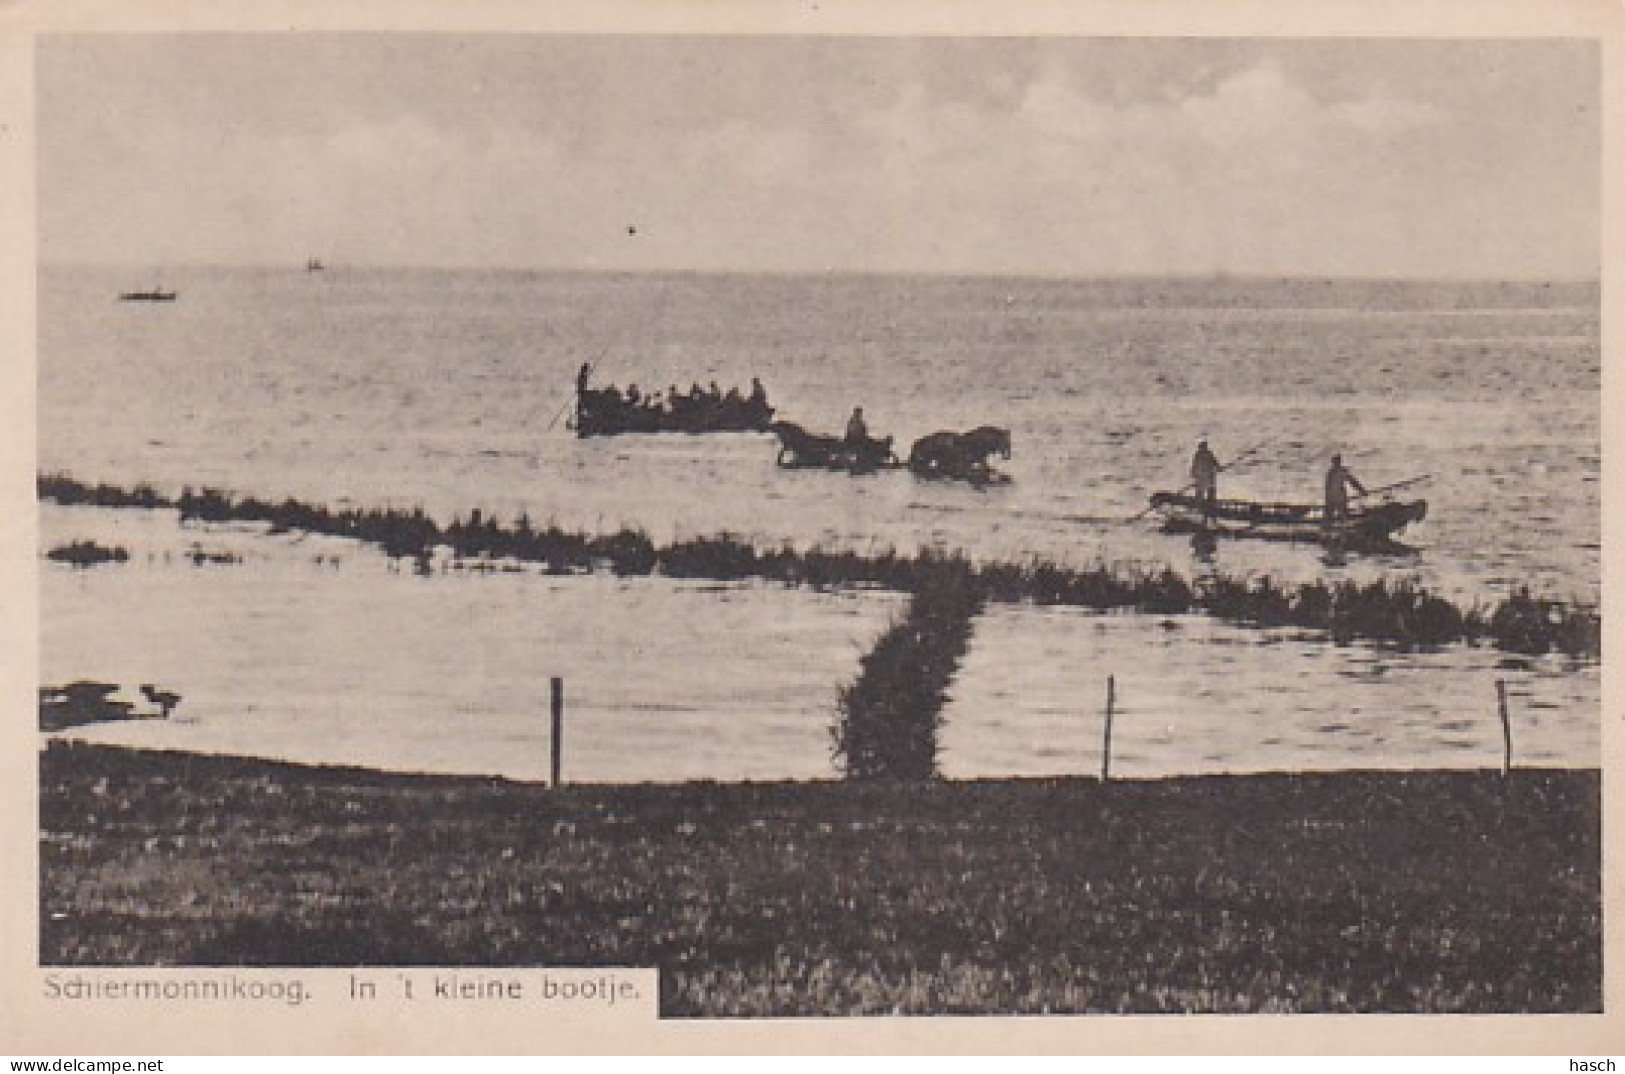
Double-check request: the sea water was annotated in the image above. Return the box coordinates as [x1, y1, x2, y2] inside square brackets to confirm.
[38, 266, 1600, 779]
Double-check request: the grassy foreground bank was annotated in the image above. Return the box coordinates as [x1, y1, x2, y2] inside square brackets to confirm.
[40, 742, 1598, 1016]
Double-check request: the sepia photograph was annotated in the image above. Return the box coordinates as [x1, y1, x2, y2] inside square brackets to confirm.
[8, 8, 1616, 1053]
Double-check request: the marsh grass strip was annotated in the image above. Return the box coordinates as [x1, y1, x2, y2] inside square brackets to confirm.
[38, 474, 1599, 659]
[832, 556, 985, 780]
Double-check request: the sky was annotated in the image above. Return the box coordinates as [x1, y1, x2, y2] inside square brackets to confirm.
[36, 35, 1601, 278]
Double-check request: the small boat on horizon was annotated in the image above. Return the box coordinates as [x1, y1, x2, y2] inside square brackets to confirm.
[1146, 490, 1427, 551]
[118, 288, 177, 302]
[306, 257, 325, 272]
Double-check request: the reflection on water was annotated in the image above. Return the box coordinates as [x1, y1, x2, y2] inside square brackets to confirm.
[41, 506, 904, 783]
[42, 505, 1598, 782]
[939, 604, 1597, 780]
[38, 269, 1599, 780]
[40, 268, 1599, 610]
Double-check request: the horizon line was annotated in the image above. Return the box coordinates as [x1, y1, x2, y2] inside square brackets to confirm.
[38, 259, 1604, 287]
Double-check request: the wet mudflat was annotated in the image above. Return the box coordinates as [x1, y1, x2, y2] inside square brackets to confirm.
[41, 742, 1599, 1016]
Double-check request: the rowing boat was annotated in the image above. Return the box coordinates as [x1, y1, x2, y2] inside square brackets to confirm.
[1147, 491, 1427, 548]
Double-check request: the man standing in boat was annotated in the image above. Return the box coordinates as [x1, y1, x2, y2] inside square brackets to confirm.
[574, 361, 593, 418]
[1190, 439, 1221, 521]
[845, 406, 869, 445]
[1324, 453, 1367, 523]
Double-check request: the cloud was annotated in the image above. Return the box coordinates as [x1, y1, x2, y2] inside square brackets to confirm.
[39, 47, 1589, 278]
[867, 60, 1445, 180]
[788, 61, 1493, 275]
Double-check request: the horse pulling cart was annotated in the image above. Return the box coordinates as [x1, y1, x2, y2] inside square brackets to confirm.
[769, 422, 1013, 484]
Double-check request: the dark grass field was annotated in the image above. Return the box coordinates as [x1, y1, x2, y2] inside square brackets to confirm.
[39, 741, 1600, 1017]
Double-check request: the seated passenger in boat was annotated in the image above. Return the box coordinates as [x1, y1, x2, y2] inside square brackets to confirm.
[845, 406, 869, 444]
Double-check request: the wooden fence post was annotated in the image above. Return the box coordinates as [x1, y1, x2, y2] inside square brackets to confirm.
[551, 676, 564, 788]
[1496, 678, 1512, 776]
[1102, 674, 1116, 783]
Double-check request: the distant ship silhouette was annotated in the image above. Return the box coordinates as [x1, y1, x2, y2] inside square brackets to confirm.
[118, 287, 177, 302]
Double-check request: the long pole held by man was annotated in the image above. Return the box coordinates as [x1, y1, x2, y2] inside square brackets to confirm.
[546, 361, 593, 433]
[1128, 438, 1269, 523]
